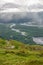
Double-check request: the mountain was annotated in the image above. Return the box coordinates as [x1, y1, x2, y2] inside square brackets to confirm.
[0, 23, 43, 45]
[0, 38, 43, 65]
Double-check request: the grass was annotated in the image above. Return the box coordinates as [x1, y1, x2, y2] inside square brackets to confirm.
[0, 38, 43, 65]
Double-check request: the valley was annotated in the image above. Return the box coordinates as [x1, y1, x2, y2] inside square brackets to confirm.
[0, 23, 43, 45]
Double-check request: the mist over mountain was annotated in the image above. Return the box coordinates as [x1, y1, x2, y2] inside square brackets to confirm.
[0, 0, 43, 25]
[0, 12, 43, 25]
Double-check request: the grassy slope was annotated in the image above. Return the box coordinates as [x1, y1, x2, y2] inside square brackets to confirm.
[0, 38, 43, 65]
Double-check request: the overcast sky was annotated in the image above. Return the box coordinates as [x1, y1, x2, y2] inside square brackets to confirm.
[0, 0, 43, 22]
[0, 0, 43, 12]
[0, 0, 43, 5]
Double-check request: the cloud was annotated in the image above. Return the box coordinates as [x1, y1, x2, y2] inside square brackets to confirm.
[0, 0, 40, 6]
[0, 0, 43, 23]
[0, 0, 43, 12]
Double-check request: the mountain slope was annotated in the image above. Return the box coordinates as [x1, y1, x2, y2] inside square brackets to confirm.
[0, 38, 43, 65]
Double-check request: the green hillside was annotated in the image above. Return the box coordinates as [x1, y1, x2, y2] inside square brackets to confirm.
[0, 38, 43, 65]
[0, 23, 43, 44]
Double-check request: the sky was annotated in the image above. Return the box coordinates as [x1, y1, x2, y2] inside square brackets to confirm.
[0, 0, 43, 5]
[0, 0, 40, 5]
[0, 0, 43, 12]
[0, 0, 43, 22]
